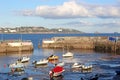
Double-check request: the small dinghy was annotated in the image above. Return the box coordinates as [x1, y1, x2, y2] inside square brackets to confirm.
[33, 59, 48, 66]
[9, 61, 24, 68]
[9, 61, 24, 72]
[62, 52, 73, 57]
[72, 62, 82, 68]
[82, 63, 92, 70]
[48, 55, 59, 61]
[49, 66, 65, 78]
[19, 56, 30, 63]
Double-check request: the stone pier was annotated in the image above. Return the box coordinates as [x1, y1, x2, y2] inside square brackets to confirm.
[0, 40, 34, 53]
[42, 36, 120, 53]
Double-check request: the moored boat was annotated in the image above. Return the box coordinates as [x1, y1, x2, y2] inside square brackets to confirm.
[33, 59, 48, 66]
[48, 55, 59, 61]
[49, 66, 65, 79]
[82, 63, 92, 70]
[72, 62, 82, 68]
[9, 61, 24, 68]
[9, 61, 24, 72]
[19, 56, 30, 63]
[62, 52, 73, 57]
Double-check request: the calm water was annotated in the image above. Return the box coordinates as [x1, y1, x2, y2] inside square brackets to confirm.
[0, 33, 120, 80]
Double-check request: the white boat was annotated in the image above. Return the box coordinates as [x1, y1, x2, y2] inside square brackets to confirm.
[9, 61, 24, 72]
[72, 62, 82, 68]
[9, 61, 24, 68]
[62, 52, 73, 57]
[19, 56, 30, 63]
[56, 62, 65, 67]
[33, 59, 48, 66]
[82, 63, 92, 70]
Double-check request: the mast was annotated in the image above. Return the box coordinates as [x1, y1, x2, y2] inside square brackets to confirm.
[1, 33, 3, 41]
[20, 33, 22, 41]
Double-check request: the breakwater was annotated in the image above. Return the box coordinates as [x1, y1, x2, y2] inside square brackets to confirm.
[0, 40, 33, 53]
[42, 36, 120, 53]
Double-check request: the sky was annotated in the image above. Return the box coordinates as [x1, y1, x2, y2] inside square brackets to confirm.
[0, 0, 120, 33]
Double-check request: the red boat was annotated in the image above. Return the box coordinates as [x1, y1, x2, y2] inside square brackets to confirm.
[49, 66, 65, 79]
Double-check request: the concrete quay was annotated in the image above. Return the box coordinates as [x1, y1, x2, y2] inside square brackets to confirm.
[0, 40, 33, 53]
[42, 36, 120, 53]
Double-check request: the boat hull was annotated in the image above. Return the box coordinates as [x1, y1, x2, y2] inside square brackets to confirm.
[20, 57, 30, 63]
[35, 63, 48, 66]
[62, 52, 73, 57]
[21, 60, 29, 63]
[34, 59, 48, 66]
[48, 56, 59, 61]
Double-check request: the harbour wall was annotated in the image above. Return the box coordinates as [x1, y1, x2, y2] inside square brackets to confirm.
[0, 40, 33, 53]
[42, 36, 120, 53]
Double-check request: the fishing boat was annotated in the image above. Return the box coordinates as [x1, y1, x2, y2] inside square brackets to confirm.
[49, 66, 65, 78]
[19, 56, 30, 63]
[82, 63, 92, 70]
[48, 55, 59, 61]
[62, 52, 73, 57]
[72, 62, 82, 68]
[9, 61, 24, 72]
[33, 59, 48, 66]
[9, 61, 24, 68]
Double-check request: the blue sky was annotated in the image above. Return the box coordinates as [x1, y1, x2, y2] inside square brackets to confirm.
[0, 0, 120, 33]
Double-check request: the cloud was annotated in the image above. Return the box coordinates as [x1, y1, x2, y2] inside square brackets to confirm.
[61, 21, 93, 26]
[59, 20, 120, 33]
[20, 1, 120, 19]
[92, 6, 120, 18]
[60, 19, 120, 28]
[35, 1, 90, 18]
[15, 9, 34, 16]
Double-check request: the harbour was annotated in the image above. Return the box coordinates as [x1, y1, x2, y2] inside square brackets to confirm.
[0, 33, 120, 80]
[1, 0, 120, 79]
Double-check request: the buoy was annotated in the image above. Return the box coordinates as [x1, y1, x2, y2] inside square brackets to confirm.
[4, 64, 6, 68]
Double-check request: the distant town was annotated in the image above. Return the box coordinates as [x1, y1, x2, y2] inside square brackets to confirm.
[0, 26, 82, 34]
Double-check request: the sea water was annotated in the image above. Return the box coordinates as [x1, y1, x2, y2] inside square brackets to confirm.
[0, 33, 120, 80]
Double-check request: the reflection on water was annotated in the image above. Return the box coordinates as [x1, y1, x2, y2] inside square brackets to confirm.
[0, 49, 120, 80]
